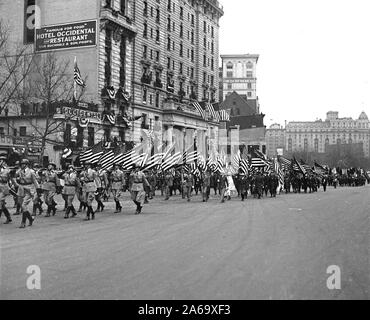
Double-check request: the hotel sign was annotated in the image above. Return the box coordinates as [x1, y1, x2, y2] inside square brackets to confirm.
[35, 20, 97, 52]
[54, 106, 103, 124]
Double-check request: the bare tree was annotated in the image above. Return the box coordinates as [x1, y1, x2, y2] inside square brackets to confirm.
[0, 20, 35, 115]
[13, 52, 83, 162]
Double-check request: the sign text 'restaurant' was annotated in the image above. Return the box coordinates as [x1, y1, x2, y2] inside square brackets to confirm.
[35, 20, 96, 52]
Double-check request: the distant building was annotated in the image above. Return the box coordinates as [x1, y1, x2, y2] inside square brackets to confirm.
[220, 91, 265, 155]
[285, 111, 370, 158]
[266, 123, 286, 157]
[220, 53, 259, 102]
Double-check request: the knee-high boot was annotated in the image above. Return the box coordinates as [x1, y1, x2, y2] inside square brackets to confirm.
[2, 207, 12, 224]
[71, 205, 77, 217]
[64, 207, 70, 219]
[45, 205, 51, 217]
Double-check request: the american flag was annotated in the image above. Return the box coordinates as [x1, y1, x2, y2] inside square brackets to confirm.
[79, 142, 104, 164]
[99, 149, 115, 170]
[197, 154, 207, 172]
[143, 153, 164, 171]
[192, 101, 206, 120]
[161, 152, 182, 171]
[218, 109, 230, 122]
[183, 145, 198, 164]
[240, 159, 249, 174]
[231, 150, 241, 171]
[206, 102, 220, 121]
[278, 155, 291, 170]
[293, 158, 306, 175]
[74, 57, 85, 87]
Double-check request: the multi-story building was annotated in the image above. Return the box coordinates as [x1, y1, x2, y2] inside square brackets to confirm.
[285, 111, 370, 158]
[0, 0, 136, 166]
[266, 123, 285, 157]
[0, 0, 224, 166]
[220, 53, 259, 103]
[131, 0, 224, 156]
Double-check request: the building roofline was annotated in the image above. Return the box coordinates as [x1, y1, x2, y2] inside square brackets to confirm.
[220, 54, 259, 61]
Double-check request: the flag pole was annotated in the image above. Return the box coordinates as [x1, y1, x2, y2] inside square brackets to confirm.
[73, 56, 77, 103]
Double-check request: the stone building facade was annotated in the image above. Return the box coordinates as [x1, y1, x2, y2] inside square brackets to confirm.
[266, 123, 285, 157]
[0, 0, 224, 166]
[285, 111, 370, 158]
[131, 0, 224, 155]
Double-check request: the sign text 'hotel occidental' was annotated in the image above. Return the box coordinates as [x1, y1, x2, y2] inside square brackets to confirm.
[35, 20, 97, 52]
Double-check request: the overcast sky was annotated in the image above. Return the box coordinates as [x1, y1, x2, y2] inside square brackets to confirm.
[218, 0, 370, 127]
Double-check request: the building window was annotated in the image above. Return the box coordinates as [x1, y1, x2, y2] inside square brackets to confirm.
[167, 37, 171, 51]
[155, 92, 160, 108]
[143, 87, 147, 103]
[227, 83, 232, 89]
[180, 6, 183, 19]
[190, 67, 194, 79]
[203, 21, 207, 33]
[0, 127, 4, 136]
[143, 1, 148, 16]
[179, 62, 183, 74]
[179, 23, 183, 38]
[203, 55, 206, 67]
[191, 14, 194, 26]
[246, 61, 253, 69]
[167, 0, 171, 12]
[226, 62, 233, 69]
[314, 138, 319, 152]
[143, 22, 148, 38]
[88, 127, 94, 147]
[191, 49, 194, 62]
[191, 30, 194, 44]
[105, 29, 112, 85]
[179, 42, 183, 57]
[156, 9, 160, 23]
[19, 126, 27, 137]
[156, 29, 160, 42]
[156, 50, 160, 62]
[211, 26, 214, 38]
[120, 0, 126, 15]
[120, 35, 126, 87]
[247, 71, 253, 78]
[167, 17, 171, 31]
[247, 82, 252, 89]
[142, 45, 147, 59]
[247, 92, 252, 97]
[226, 71, 233, 78]
[288, 138, 292, 152]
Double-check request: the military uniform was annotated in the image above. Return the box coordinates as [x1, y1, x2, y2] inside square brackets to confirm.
[110, 166, 125, 213]
[0, 162, 12, 223]
[219, 174, 229, 203]
[182, 173, 194, 202]
[42, 166, 60, 216]
[239, 174, 250, 201]
[14, 160, 40, 228]
[164, 171, 174, 200]
[62, 166, 79, 218]
[129, 168, 150, 214]
[95, 168, 108, 212]
[81, 165, 98, 220]
[201, 171, 211, 202]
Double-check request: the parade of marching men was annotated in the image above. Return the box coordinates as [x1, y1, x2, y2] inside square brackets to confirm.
[0, 146, 369, 229]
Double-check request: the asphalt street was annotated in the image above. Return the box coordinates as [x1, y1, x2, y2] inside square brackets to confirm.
[0, 185, 369, 300]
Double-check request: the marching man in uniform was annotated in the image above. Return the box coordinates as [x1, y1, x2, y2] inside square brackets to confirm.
[13, 159, 39, 228]
[0, 155, 12, 224]
[62, 164, 79, 219]
[42, 162, 60, 217]
[81, 161, 98, 220]
[95, 164, 108, 212]
[129, 164, 150, 214]
[110, 163, 125, 213]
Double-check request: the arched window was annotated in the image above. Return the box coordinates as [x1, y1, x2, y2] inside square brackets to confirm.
[246, 61, 253, 69]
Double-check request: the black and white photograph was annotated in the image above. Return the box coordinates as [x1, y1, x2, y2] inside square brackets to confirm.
[0, 0, 369, 305]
